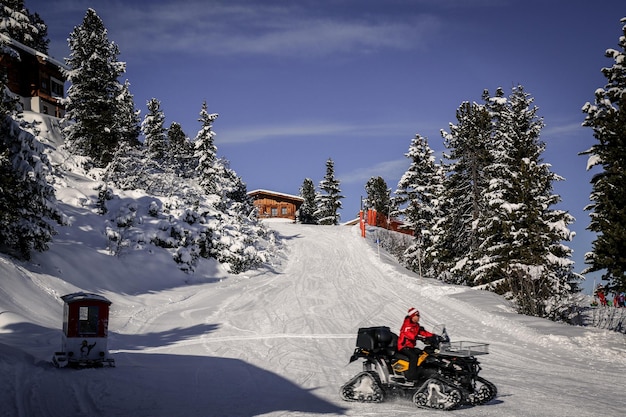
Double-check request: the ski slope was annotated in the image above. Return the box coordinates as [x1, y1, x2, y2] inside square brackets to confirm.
[1, 219, 625, 417]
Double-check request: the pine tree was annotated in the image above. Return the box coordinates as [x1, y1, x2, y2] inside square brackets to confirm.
[581, 17, 626, 292]
[216, 157, 254, 217]
[394, 134, 441, 275]
[26, 10, 47, 53]
[62, 8, 127, 167]
[188, 106, 262, 273]
[298, 177, 318, 224]
[167, 121, 195, 177]
[118, 80, 141, 148]
[0, 74, 63, 259]
[315, 158, 343, 225]
[479, 86, 576, 317]
[438, 100, 492, 282]
[473, 87, 511, 285]
[102, 139, 149, 191]
[193, 101, 219, 197]
[437, 87, 577, 316]
[142, 98, 167, 161]
[0, 0, 49, 53]
[365, 176, 391, 217]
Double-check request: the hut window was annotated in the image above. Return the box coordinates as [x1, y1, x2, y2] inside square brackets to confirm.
[281, 207, 288, 215]
[79, 306, 99, 334]
[271, 207, 278, 216]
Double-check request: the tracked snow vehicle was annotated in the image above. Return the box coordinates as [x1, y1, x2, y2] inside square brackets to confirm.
[340, 326, 496, 411]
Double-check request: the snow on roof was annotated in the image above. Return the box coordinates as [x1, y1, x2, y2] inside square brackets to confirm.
[248, 189, 304, 201]
[342, 217, 361, 226]
[0, 33, 69, 71]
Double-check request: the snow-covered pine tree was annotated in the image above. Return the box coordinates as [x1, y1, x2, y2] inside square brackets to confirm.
[365, 176, 391, 217]
[186, 101, 260, 272]
[0, 74, 63, 259]
[581, 17, 626, 292]
[97, 82, 141, 196]
[473, 87, 510, 286]
[167, 121, 195, 177]
[297, 177, 318, 224]
[427, 161, 448, 276]
[480, 86, 577, 318]
[315, 158, 343, 225]
[0, 0, 49, 53]
[142, 98, 167, 162]
[62, 8, 127, 167]
[394, 134, 441, 275]
[215, 157, 254, 217]
[438, 100, 492, 283]
[27, 11, 47, 53]
[212, 157, 265, 273]
[117, 80, 141, 148]
[194, 101, 219, 198]
[102, 139, 149, 191]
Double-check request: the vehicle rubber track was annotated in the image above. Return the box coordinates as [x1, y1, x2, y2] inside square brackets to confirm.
[467, 376, 497, 405]
[412, 377, 463, 411]
[340, 371, 384, 403]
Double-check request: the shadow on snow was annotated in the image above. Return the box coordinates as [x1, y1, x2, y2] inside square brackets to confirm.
[1, 320, 347, 417]
[103, 351, 347, 417]
[110, 323, 221, 350]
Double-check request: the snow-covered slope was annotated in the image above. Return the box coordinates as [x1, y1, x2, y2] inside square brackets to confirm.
[1, 221, 626, 417]
[1, 113, 625, 417]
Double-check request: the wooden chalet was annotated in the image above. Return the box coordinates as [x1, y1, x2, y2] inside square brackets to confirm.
[0, 33, 67, 117]
[248, 189, 304, 221]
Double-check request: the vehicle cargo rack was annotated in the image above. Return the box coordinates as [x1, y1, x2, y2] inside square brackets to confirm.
[440, 341, 489, 357]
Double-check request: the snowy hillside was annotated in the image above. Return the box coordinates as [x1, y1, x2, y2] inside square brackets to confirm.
[1, 113, 626, 417]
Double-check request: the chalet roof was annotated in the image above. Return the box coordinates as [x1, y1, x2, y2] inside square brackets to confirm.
[0, 33, 69, 71]
[248, 189, 304, 202]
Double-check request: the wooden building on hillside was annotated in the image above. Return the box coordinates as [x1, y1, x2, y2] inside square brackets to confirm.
[0, 34, 67, 117]
[248, 189, 304, 221]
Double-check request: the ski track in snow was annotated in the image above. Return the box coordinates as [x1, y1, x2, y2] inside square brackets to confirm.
[1, 221, 626, 416]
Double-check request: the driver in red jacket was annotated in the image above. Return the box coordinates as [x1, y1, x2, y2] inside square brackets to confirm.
[397, 307, 437, 381]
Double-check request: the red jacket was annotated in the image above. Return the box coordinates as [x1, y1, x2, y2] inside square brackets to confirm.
[397, 316, 434, 350]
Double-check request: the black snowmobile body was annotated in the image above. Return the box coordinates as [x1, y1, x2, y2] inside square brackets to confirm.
[340, 326, 497, 411]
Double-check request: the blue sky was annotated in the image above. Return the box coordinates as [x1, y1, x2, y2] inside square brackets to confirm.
[29, 0, 624, 292]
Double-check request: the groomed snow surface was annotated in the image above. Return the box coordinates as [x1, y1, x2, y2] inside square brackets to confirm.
[1, 220, 625, 417]
[1, 111, 625, 416]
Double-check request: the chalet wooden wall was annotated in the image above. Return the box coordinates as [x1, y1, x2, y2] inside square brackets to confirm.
[248, 190, 303, 220]
[253, 196, 298, 219]
[0, 36, 66, 117]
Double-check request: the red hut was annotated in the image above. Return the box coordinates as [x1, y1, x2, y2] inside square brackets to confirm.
[52, 292, 115, 367]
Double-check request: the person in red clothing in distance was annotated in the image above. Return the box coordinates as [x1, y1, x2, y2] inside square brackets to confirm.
[397, 307, 441, 382]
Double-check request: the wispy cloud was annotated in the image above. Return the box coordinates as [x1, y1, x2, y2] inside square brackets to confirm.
[45, 0, 440, 59]
[543, 122, 584, 138]
[207, 18, 430, 57]
[219, 123, 358, 144]
[340, 159, 408, 185]
[218, 121, 419, 144]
